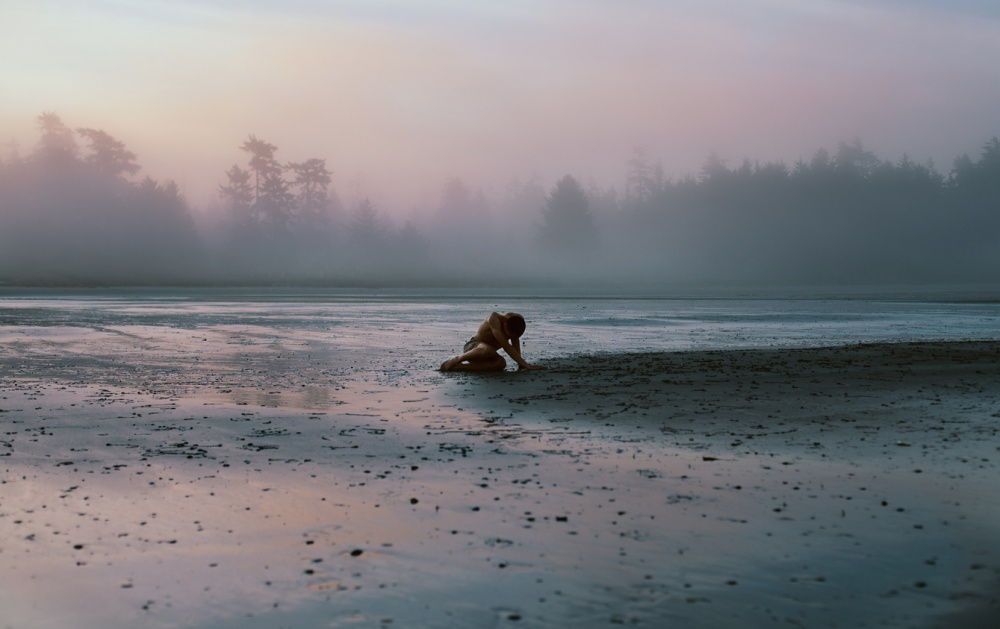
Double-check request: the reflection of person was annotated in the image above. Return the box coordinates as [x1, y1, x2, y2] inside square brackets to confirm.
[440, 312, 546, 372]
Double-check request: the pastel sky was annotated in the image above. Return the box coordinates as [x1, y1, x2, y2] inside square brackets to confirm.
[2, 0, 999, 211]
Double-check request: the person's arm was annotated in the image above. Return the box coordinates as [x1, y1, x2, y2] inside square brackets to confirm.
[487, 313, 544, 370]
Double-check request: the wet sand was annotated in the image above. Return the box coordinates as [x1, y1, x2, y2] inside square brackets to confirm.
[1, 328, 999, 628]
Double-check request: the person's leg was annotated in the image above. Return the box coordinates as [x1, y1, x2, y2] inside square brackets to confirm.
[445, 354, 506, 372]
[440, 344, 506, 372]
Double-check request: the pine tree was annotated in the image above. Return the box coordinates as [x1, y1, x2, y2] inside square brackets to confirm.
[538, 175, 598, 254]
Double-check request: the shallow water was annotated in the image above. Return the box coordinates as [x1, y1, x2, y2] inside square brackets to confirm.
[3, 287, 1000, 360]
[0, 289, 998, 628]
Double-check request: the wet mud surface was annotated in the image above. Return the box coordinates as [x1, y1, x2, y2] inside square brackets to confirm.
[0, 310, 998, 628]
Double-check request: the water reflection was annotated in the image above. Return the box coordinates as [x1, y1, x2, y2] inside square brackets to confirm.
[226, 386, 344, 410]
[0, 293, 997, 627]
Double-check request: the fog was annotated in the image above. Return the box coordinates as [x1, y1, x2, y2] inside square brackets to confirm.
[1, 1, 999, 289]
[1, 114, 998, 289]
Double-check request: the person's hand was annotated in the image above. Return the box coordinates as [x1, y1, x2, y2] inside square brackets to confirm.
[520, 364, 547, 371]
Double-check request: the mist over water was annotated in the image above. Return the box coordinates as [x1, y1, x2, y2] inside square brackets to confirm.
[1, 114, 999, 290]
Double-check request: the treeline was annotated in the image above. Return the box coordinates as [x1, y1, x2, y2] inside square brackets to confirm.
[210, 135, 436, 283]
[1, 112, 998, 286]
[604, 139, 1000, 284]
[0, 113, 200, 284]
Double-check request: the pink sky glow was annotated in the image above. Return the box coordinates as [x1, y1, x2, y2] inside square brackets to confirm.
[2, 0, 999, 214]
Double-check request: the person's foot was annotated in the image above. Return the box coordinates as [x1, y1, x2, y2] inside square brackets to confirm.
[440, 357, 458, 371]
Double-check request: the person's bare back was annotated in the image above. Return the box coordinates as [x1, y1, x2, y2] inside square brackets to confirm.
[439, 312, 545, 372]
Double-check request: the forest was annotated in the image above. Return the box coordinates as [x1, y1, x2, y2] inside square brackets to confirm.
[1, 112, 998, 287]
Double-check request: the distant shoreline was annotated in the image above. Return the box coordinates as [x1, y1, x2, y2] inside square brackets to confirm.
[3, 283, 1000, 303]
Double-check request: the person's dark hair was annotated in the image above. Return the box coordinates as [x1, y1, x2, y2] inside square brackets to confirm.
[506, 313, 526, 338]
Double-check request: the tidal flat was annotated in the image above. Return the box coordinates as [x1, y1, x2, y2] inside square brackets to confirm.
[0, 291, 998, 628]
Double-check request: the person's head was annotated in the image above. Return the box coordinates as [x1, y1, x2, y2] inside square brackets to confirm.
[505, 313, 526, 338]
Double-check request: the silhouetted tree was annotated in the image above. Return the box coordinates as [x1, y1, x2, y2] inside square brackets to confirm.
[755, 161, 789, 183]
[0, 112, 205, 284]
[76, 128, 140, 178]
[240, 135, 278, 201]
[349, 198, 385, 246]
[947, 137, 1000, 269]
[699, 151, 728, 183]
[834, 138, 880, 179]
[237, 135, 292, 233]
[33, 112, 77, 166]
[951, 137, 1000, 189]
[288, 157, 333, 223]
[257, 168, 294, 233]
[435, 177, 491, 229]
[538, 175, 598, 255]
[219, 165, 254, 222]
[130, 177, 200, 274]
[625, 146, 664, 205]
[981, 137, 1000, 172]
